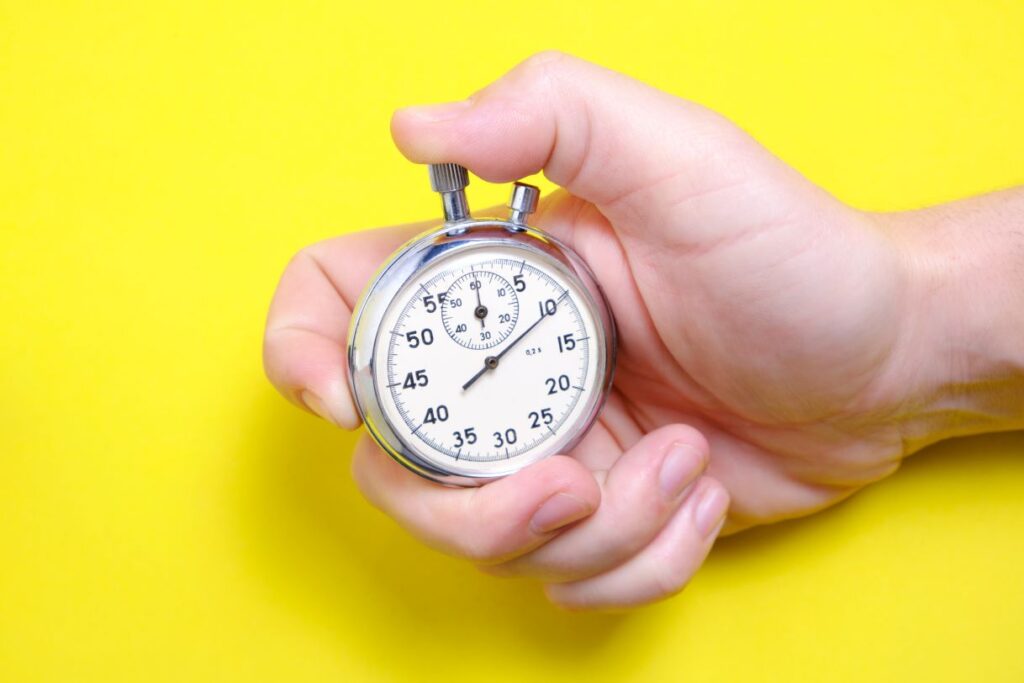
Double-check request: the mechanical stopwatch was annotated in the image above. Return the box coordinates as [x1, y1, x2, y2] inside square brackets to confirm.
[347, 164, 616, 486]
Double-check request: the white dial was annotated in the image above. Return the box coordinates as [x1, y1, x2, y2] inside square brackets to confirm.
[370, 244, 605, 477]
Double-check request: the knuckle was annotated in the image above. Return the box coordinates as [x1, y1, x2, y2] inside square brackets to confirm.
[458, 534, 510, 564]
[522, 49, 570, 70]
[447, 493, 510, 563]
[284, 244, 316, 274]
[652, 551, 696, 598]
[286, 238, 343, 277]
[516, 50, 575, 90]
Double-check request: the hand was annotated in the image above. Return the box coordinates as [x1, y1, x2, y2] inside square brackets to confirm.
[263, 52, 1019, 610]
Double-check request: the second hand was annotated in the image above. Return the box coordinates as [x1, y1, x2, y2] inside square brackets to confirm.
[461, 310, 549, 391]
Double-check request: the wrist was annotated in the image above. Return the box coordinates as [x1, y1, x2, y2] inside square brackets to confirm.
[882, 191, 1024, 452]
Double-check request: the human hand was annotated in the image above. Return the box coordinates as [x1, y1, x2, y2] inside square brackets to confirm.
[264, 52, 1013, 610]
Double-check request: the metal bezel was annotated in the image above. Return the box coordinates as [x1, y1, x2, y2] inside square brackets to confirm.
[347, 219, 616, 487]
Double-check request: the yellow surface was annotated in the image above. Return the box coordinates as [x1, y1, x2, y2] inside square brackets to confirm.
[2, 1, 1023, 680]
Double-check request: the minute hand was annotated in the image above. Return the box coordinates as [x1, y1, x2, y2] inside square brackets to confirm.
[461, 312, 550, 391]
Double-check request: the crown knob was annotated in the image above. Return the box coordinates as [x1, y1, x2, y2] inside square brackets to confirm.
[428, 163, 469, 193]
[428, 164, 470, 223]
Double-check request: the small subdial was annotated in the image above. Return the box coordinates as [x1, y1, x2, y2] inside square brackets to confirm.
[441, 270, 519, 349]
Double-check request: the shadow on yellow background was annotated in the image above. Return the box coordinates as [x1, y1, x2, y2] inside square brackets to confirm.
[232, 386, 1024, 680]
[2, 1, 1022, 681]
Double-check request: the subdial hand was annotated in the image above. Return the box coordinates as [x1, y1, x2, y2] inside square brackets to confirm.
[473, 278, 487, 329]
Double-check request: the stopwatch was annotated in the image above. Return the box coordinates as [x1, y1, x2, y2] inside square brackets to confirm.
[347, 164, 616, 486]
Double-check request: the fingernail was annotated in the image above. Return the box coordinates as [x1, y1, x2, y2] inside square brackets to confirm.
[694, 485, 730, 538]
[398, 99, 473, 123]
[300, 390, 338, 427]
[530, 493, 592, 534]
[659, 442, 704, 501]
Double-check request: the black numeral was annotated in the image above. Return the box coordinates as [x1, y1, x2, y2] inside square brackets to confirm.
[405, 328, 434, 348]
[493, 428, 518, 448]
[423, 404, 449, 424]
[402, 369, 428, 389]
[545, 374, 571, 394]
[469, 280, 481, 290]
[422, 295, 436, 313]
[513, 275, 526, 292]
[450, 297, 463, 308]
[538, 299, 557, 317]
[557, 333, 576, 352]
[498, 313, 511, 323]
[529, 408, 554, 429]
[452, 427, 477, 449]
[480, 330, 491, 341]
[455, 323, 467, 332]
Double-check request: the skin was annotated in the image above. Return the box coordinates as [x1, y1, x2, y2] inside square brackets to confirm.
[263, 52, 1024, 611]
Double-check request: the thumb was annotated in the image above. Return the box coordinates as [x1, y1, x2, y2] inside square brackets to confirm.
[390, 51, 816, 237]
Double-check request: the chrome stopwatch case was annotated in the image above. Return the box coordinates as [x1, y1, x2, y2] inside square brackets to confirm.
[347, 164, 616, 486]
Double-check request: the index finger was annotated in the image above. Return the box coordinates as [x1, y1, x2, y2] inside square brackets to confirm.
[262, 222, 429, 427]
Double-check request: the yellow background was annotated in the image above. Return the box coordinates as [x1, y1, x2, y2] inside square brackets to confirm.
[2, 1, 1023, 680]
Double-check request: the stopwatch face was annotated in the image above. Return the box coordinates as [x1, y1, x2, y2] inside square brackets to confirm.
[357, 235, 612, 482]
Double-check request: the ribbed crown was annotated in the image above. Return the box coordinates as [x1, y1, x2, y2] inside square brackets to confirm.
[428, 163, 469, 193]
